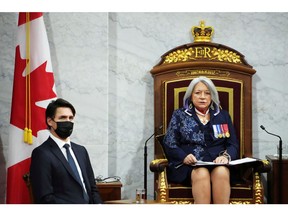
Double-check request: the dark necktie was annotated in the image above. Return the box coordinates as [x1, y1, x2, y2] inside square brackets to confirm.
[63, 143, 89, 202]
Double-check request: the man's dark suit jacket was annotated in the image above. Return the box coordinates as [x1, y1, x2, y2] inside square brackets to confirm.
[30, 136, 102, 204]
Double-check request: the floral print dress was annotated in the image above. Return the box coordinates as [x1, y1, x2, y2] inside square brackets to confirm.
[163, 107, 239, 184]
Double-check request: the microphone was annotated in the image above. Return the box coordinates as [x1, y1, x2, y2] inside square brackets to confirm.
[260, 125, 282, 141]
[145, 125, 163, 147]
[260, 124, 283, 203]
[144, 125, 163, 199]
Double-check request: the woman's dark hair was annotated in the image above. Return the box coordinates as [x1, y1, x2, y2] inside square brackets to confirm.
[45, 98, 76, 129]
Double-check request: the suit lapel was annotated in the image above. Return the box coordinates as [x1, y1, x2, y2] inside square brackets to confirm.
[48, 137, 83, 186]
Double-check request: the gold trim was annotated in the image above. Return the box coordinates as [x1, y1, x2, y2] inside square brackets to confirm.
[158, 171, 168, 202]
[217, 87, 234, 122]
[163, 47, 242, 64]
[231, 186, 252, 190]
[230, 201, 252, 204]
[151, 158, 168, 165]
[192, 20, 214, 43]
[174, 87, 187, 110]
[176, 70, 230, 77]
[171, 200, 194, 204]
[254, 172, 263, 204]
[262, 159, 270, 165]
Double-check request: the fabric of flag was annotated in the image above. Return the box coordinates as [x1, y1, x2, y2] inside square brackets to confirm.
[6, 12, 57, 204]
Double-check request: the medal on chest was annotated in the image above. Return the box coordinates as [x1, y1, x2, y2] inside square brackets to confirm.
[213, 124, 230, 138]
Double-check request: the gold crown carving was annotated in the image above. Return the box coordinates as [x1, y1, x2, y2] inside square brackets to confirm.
[192, 21, 214, 42]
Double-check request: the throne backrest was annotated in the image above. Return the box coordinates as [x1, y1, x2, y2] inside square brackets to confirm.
[150, 41, 256, 161]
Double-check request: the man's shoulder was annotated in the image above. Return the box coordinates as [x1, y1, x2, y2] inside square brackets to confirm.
[33, 136, 55, 149]
[70, 142, 86, 150]
[70, 142, 88, 156]
[31, 138, 54, 158]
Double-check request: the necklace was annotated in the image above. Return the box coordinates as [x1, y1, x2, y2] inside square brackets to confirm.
[195, 108, 209, 125]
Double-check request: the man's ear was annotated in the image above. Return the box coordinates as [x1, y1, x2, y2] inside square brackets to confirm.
[47, 117, 53, 127]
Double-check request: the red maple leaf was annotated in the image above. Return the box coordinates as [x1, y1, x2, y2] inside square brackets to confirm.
[10, 45, 57, 137]
[18, 13, 43, 26]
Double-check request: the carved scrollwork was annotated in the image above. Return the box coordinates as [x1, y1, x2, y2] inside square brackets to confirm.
[254, 172, 263, 204]
[175, 70, 230, 77]
[230, 201, 252, 204]
[164, 48, 195, 63]
[163, 47, 242, 64]
[210, 48, 242, 63]
[159, 171, 168, 202]
[171, 200, 194, 204]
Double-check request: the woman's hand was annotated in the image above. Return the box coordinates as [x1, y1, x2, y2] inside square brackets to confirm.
[183, 154, 197, 165]
[213, 156, 229, 164]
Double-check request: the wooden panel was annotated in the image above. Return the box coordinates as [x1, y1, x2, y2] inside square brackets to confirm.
[266, 155, 288, 204]
[96, 182, 122, 202]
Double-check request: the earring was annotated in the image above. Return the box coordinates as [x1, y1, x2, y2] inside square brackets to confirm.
[210, 103, 214, 110]
[189, 103, 193, 109]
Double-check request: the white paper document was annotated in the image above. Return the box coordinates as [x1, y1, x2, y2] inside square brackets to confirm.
[175, 157, 258, 169]
[229, 157, 257, 165]
[193, 157, 257, 166]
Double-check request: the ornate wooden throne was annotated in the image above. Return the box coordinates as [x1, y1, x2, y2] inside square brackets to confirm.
[149, 21, 270, 204]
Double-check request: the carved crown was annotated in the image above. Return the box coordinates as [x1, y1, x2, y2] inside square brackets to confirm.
[192, 21, 214, 42]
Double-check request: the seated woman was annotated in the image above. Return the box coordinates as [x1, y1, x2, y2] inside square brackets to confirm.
[163, 76, 239, 204]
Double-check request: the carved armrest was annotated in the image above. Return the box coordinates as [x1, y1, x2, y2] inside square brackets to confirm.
[253, 159, 271, 173]
[240, 157, 271, 173]
[237, 159, 271, 185]
[150, 159, 168, 173]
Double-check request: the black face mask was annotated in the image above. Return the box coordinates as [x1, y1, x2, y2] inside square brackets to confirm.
[54, 121, 74, 139]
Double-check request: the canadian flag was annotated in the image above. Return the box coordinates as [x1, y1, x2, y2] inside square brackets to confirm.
[6, 12, 57, 204]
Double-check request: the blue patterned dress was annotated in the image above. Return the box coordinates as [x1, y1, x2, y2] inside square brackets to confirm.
[163, 107, 239, 184]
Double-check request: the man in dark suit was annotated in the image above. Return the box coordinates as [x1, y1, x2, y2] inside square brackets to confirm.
[30, 98, 102, 204]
